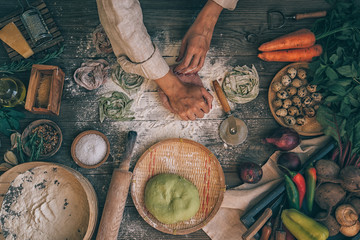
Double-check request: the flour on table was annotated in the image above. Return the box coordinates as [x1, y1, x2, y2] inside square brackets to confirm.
[68, 31, 234, 157]
[0, 166, 90, 240]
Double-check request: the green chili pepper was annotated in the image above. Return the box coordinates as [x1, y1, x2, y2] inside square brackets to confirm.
[279, 165, 306, 208]
[284, 174, 300, 210]
[281, 209, 329, 240]
[305, 165, 316, 214]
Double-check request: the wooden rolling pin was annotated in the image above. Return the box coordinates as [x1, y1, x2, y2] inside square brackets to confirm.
[96, 131, 137, 240]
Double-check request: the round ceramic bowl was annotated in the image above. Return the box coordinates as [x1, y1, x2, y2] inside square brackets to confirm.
[21, 119, 63, 159]
[71, 130, 110, 169]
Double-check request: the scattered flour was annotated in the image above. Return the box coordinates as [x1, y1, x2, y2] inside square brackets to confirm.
[0, 166, 89, 240]
[66, 29, 236, 164]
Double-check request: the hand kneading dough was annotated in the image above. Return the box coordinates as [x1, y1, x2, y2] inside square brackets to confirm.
[145, 173, 200, 224]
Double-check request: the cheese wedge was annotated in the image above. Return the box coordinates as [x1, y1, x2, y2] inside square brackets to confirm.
[0, 22, 34, 58]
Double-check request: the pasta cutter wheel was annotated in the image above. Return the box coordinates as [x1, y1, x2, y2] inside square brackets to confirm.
[212, 80, 248, 146]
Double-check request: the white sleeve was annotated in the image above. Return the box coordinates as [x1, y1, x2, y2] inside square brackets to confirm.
[212, 0, 238, 10]
[96, 0, 169, 80]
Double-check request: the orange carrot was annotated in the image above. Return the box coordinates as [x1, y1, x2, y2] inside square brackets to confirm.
[258, 29, 316, 52]
[258, 44, 323, 62]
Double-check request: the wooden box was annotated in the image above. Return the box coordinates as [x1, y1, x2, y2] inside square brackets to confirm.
[25, 64, 65, 115]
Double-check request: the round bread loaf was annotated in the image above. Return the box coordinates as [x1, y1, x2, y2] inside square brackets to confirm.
[144, 173, 200, 224]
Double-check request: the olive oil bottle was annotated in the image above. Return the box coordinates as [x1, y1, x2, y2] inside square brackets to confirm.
[0, 77, 26, 107]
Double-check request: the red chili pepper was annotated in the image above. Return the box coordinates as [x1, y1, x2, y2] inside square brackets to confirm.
[291, 172, 306, 208]
[279, 165, 306, 208]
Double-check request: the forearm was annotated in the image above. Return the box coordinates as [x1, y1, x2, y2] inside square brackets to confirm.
[96, 0, 169, 79]
[96, 0, 153, 62]
[192, 0, 223, 40]
[155, 70, 185, 96]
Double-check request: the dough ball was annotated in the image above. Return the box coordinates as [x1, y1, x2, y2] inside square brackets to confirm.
[145, 173, 200, 224]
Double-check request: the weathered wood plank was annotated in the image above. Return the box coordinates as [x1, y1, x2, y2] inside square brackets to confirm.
[0, 0, 329, 239]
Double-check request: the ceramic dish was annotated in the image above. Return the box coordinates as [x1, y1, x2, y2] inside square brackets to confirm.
[71, 130, 110, 169]
[268, 62, 323, 136]
[131, 138, 225, 235]
[21, 119, 63, 159]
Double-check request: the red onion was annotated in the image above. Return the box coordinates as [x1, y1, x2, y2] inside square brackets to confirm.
[278, 152, 301, 171]
[264, 127, 300, 151]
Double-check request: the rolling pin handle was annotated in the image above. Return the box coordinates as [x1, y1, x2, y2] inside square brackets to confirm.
[242, 208, 273, 240]
[212, 80, 231, 114]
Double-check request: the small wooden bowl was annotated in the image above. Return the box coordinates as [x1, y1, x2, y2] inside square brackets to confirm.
[21, 119, 63, 159]
[71, 130, 110, 169]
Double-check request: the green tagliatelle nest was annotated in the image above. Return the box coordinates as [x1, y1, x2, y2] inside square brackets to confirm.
[111, 64, 144, 94]
[222, 65, 259, 104]
[98, 91, 134, 123]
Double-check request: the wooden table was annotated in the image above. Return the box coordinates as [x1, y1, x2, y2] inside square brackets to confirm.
[0, 0, 330, 239]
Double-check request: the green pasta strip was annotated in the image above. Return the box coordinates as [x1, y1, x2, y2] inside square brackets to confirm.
[111, 64, 144, 93]
[98, 91, 134, 122]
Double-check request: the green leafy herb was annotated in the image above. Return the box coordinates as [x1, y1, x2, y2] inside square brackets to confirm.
[0, 108, 25, 136]
[16, 131, 44, 163]
[0, 46, 64, 74]
[310, 0, 360, 157]
[98, 91, 134, 123]
[111, 64, 144, 94]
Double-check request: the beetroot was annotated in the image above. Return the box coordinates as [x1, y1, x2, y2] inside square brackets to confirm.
[238, 162, 263, 184]
[264, 127, 300, 151]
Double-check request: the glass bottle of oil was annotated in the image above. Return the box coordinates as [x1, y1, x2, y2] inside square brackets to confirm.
[0, 76, 26, 107]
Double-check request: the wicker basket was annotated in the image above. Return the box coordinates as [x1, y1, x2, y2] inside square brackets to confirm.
[131, 138, 225, 235]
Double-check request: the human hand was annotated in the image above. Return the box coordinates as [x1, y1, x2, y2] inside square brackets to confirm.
[175, 0, 223, 74]
[174, 28, 210, 74]
[156, 70, 213, 120]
